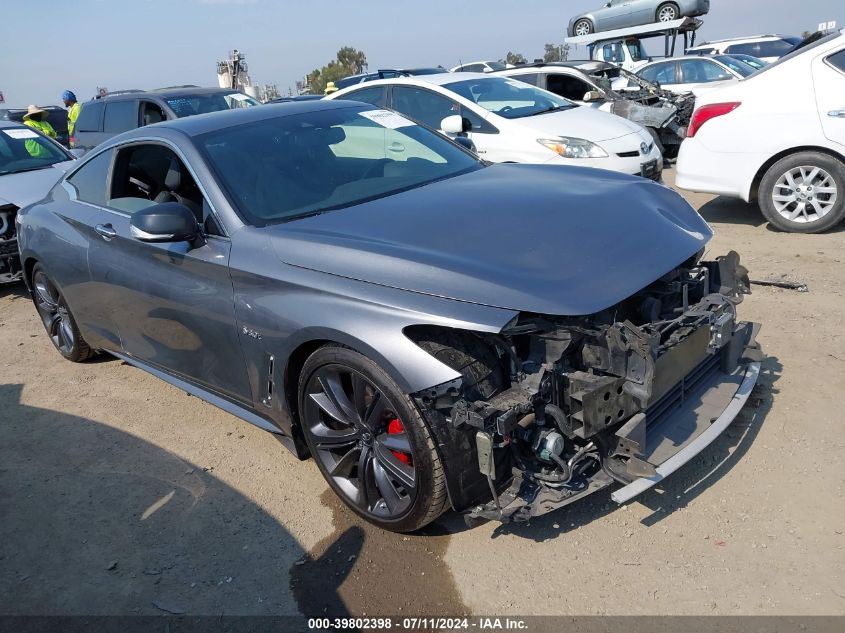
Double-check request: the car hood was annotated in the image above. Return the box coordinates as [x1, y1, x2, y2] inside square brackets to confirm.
[266, 164, 712, 316]
[506, 105, 644, 142]
[0, 161, 73, 208]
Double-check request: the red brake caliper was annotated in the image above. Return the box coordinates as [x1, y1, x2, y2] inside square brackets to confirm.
[387, 418, 411, 465]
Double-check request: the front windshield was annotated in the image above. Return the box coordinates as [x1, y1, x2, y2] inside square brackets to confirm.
[198, 106, 483, 226]
[165, 92, 260, 118]
[714, 55, 758, 77]
[0, 127, 69, 175]
[444, 77, 575, 119]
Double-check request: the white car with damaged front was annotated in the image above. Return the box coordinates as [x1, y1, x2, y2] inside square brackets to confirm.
[327, 73, 663, 180]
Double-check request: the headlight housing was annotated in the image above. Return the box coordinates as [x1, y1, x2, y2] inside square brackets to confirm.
[537, 137, 608, 159]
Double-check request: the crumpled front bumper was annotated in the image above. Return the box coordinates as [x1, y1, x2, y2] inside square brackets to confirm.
[467, 321, 763, 523]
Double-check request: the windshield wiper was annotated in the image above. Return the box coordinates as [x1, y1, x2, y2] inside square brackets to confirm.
[522, 105, 574, 117]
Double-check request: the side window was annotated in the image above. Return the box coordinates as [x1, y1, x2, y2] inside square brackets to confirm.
[680, 59, 727, 83]
[343, 86, 387, 108]
[509, 73, 540, 86]
[602, 43, 624, 63]
[67, 150, 113, 206]
[546, 74, 594, 101]
[103, 100, 139, 134]
[75, 102, 103, 133]
[460, 64, 484, 72]
[391, 86, 460, 130]
[108, 144, 216, 231]
[140, 101, 166, 126]
[642, 63, 676, 85]
[826, 49, 845, 73]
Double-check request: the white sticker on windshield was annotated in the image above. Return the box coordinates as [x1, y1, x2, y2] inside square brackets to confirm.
[3, 128, 39, 139]
[227, 93, 249, 101]
[358, 109, 414, 129]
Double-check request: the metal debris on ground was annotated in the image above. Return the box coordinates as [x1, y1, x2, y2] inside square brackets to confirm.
[750, 279, 809, 292]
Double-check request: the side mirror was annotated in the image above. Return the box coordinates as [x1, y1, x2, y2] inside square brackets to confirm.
[452, 136, 477, 153]
[583, 90, 603, 103]
[716, 74, 733, 81]
[130, 202, 200, 243]
[69, 148, 86, 159]
[440, 115, 467, 134]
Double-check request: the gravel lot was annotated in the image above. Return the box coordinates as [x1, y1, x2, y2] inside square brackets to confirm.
[1, 168, 843, 617]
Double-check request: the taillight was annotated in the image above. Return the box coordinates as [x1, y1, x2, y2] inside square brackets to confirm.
[688, 102, 741, 138]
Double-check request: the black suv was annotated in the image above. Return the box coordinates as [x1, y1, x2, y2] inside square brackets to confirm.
[72, 87, 260, 151]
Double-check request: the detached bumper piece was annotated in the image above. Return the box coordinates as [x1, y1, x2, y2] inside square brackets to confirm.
[457, 252, 764, 524]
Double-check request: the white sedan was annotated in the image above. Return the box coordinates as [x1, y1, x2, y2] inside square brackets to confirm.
[327, 73, 663, 179]
[636, 55, 758, 94]
[676, 31, 845, 233]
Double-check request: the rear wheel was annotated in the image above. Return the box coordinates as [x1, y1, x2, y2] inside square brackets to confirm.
[656, 3, 679, 22]
[573, 18, 593, 36]
[758, 152, 845, 233]
[298, 345, 448, 532]
[30, 264, 96, 362]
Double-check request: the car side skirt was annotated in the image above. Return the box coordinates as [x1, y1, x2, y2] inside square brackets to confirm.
[111, 351, 304, 457]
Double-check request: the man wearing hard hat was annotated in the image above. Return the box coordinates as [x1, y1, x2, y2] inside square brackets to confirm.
[62, 90, 81, 141]
[324, 82, 339, 95]
[22, 105, 57, 158]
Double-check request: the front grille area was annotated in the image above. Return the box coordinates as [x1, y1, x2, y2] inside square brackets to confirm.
[0, 240, 18, 256]
[645, 353, 721, 428]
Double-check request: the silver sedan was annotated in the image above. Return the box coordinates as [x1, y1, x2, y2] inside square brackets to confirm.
[568, 0, 710, 37]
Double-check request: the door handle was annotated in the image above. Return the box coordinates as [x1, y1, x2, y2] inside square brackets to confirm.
[95, 223, 117, 240]
[828, 110, 845, 118]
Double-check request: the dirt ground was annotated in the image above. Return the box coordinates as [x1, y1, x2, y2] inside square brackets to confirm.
[1, 168, 843, 618]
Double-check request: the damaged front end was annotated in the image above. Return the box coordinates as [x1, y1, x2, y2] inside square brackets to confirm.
[0, 205, 23, 284]
[412, 251, 763, 524]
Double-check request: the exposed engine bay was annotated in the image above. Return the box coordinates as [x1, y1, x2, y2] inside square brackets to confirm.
[411, 251, 763, 523]
[0, 205, 22, 284]
[581, 62, 695, 157]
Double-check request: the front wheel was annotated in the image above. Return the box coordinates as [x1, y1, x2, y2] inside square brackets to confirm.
[298, 345, 449, 532]
[656, 3, 679, 22]
[573, 18, 593, 36]
[30, 263, 96, 362]
[758, 152, 845, 233]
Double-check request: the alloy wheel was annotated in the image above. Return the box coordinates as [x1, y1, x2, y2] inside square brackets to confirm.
[771, 165, 839, 224]
[303, 365, 416, 519]
[32, 271, 76, 355]
[658, 5, 678, 21]
[574, 20, 592, 36]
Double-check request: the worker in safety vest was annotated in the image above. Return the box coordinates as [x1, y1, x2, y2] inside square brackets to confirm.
[324, 82, 339, 95]
[63, 90, 81, 141]
[22, 105, 57, 158]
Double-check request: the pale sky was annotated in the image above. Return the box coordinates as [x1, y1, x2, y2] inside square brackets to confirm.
[0, 0, 840, 107]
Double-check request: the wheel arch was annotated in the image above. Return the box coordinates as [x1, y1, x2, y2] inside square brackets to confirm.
[749, 145, 845, 202]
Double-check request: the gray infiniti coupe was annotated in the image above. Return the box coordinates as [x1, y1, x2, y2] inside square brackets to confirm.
[18, 101, 762, 532]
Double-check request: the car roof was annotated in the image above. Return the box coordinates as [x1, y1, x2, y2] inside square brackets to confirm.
[0, 120, 28, 129]
[337, 72, 491, 90]
[697, 35, 791, 45]
[119, 99, 362, 138]
[89, 87, 248, 103]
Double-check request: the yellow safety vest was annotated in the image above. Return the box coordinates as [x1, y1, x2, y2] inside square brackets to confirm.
[23, 119, 57, 158]
[67, 102, 81, 138]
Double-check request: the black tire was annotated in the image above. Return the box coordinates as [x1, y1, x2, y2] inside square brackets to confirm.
[298, 345, 449, 532]
[573, 18, 594, 36]
[411, 329, 506, 402]
[758, 152, 845, 233]
[656, 2, 679, 22]
[30, 263, 96, 363]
